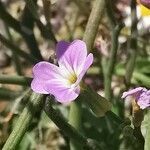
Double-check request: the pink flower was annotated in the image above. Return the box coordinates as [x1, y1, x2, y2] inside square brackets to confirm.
[122, 87, 150, 109]
[140, 0, 150, 9]
[31, 40, 93, 103]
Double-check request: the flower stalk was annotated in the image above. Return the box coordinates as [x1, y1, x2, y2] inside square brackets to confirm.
[83, 0, 105, 51]
[0, 75, 32, 86]
[2, 93, 44, 150]
[101, 0, 125, 101]
[69, 0, 106, 149]
[44, 97, 101, 150]
[0, 33, 38, 64]
[125, 0, 138, 87]
[145, 110, 150, 150]
[69, 99, 83, 150]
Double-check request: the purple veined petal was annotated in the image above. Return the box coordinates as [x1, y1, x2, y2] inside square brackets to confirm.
[31, 78, 49, 94]
[137, 90, 150, 109]
[45, 79, 80, 103]
[56, 40, 88, 75]
[56, 41, 70, 60]
[31, 61, 67, 94]
[32, 61, 63, 79]
[74, 53, 93, 86]
[56, 41, 74, 75]
[121, 87, 147, 99]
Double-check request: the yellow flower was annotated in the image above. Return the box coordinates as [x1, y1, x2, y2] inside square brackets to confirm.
[140, 4, 150, 16]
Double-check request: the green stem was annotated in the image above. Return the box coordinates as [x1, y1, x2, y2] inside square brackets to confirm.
[21, 0, 43, 60]
[103, 0, 124, 101]
[145, 110, 150, 150]
[0, 75, 32, 86]
[83, 0, 105, 51]
[0, 1, 43, 60]
[105, 0, 116, 27]
[104, 24, 124, 100]
[44, 97, 101, 150]
[69, 100, 83, 150]
[4, 24, 22, 75]
[0, 33, 38, 64]
[0, 1, 23, 34]
[25, 0, 57, 43]
[68, 1, 106, 149]
[2, 93, 44, 150]
[0, 88, 18, 100]
[133, 126, 144, 150]
[125, 0, 138, 87]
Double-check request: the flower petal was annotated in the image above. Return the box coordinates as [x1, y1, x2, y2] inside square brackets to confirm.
[45, 80, 80, 103]
[32, 61, 63, 79]
[121, 87, 147, 99]
[75, 53, 93, 85]
[56, 40, 88, 75]
[137, 90, 150, 109]
[56, 41, 70, 60]
[31, 61, 66, 94]
[31, 78, 49, 94]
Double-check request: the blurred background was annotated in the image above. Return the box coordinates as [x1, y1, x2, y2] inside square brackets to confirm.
[0, 0, 150, 149]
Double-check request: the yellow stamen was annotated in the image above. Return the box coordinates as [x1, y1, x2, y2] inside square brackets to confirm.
[68, 74, 77, 84]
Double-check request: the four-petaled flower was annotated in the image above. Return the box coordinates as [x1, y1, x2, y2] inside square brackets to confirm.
[122, 87, 150, 109]
[31, 40, 93, 103]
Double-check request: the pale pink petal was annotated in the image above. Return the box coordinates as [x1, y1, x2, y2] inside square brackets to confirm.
[75, 53, 93, 86]
[32, 61, 63, 79]
[31, 78, 49, 94]
[137, 90, 150, 109]
[56, 41, 70, 60]
[56, 40, 87, 75]
[45, 80, 80, 103]
[31, 61, 66, 94]
[121, 87, 150, 109]
[121, 87, 146, 99]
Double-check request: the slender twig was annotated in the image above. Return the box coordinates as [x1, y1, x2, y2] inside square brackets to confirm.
[104, 24, 124, 100]
[125, 0, 138, 87]
[25, 0, 57, 43]
[68, 1, 106, 149]
[44, 97, 102, 150]
[67, 1, 106, 149]
[0, 88, 18, 100]
[0, 33, 38, 64]
[4, 24, 22, 75]
[102, 0, 124, 100]
[124, 1, 144, 148]
[2, 93, 44, 150]
[83, 0, 105, 51]
[105, 0, 117, 27]
[0, 1, 23, 34]
[36, 21, 57, 43]
[0, 75, 32, 86]
[21, 0, 43, 60]
[42, 0, 51, 22]
[0, 1, 43, 60]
